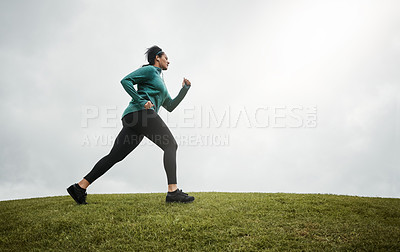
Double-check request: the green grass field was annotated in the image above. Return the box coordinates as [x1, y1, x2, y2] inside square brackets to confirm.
[1, 192, 399, 251]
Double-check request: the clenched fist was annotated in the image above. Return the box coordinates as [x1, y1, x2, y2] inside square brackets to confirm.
[182, 78, 191, 87]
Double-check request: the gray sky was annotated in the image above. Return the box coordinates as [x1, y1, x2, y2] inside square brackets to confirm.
[1, 0, 399, 200]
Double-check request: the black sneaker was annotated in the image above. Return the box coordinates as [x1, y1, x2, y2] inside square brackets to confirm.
[67, 183, 88, 205]
[166, 189, 195, 203]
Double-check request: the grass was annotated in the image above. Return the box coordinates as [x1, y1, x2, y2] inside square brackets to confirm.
[0, 192, 399, 251]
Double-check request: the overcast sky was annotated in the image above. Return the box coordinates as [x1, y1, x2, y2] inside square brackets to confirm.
[1, 0, 399, 201]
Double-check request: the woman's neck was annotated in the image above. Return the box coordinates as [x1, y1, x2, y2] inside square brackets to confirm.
[153, 62, 162, 69]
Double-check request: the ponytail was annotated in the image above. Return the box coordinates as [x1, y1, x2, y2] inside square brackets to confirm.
[143, 45, 164, 66]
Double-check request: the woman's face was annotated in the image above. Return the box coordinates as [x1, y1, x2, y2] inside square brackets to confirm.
[157, 53, 169, 70]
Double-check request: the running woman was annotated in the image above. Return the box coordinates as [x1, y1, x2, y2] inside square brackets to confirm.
[67, 45, 195, 204]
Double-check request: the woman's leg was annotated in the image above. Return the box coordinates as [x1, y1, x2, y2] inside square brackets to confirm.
[81, 121, 144, 188]
[125, 109, 178, 190]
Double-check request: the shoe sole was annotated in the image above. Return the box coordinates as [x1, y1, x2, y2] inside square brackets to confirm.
[67, 186, 87, 205]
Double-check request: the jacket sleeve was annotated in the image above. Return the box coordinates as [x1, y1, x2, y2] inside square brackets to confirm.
[120, 67, 150, 107]
[162, 84, 191, 112]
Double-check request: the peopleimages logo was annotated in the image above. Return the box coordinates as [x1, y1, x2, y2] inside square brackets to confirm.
[80, 105, 317, 147]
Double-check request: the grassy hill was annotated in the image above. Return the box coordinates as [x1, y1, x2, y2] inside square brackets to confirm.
[1, 192, 399, 251]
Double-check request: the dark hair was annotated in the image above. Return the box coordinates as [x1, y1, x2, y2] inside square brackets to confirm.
[142, 45, 164, 67]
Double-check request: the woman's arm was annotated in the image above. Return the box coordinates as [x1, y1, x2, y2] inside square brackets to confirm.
[162, 78, 191, 112]
[120, 67, 150, 107]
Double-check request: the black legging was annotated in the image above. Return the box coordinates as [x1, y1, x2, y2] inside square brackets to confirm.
[84, 109, 178, 184]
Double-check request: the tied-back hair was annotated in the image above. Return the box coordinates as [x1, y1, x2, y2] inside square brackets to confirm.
[142, 45, 164, 67]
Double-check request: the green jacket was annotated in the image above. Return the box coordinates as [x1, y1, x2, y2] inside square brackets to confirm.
[120, 65, 190, 119]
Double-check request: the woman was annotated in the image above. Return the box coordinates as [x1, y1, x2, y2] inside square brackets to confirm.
[67, 45, 194, 204]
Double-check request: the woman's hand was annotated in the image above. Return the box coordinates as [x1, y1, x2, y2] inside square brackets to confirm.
[144, 101, 154, 109]
[182, 78, 191, 87]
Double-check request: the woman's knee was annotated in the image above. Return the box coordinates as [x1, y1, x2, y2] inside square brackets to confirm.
[163, 136, 178, 151]
[172, 140, 178, 151]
